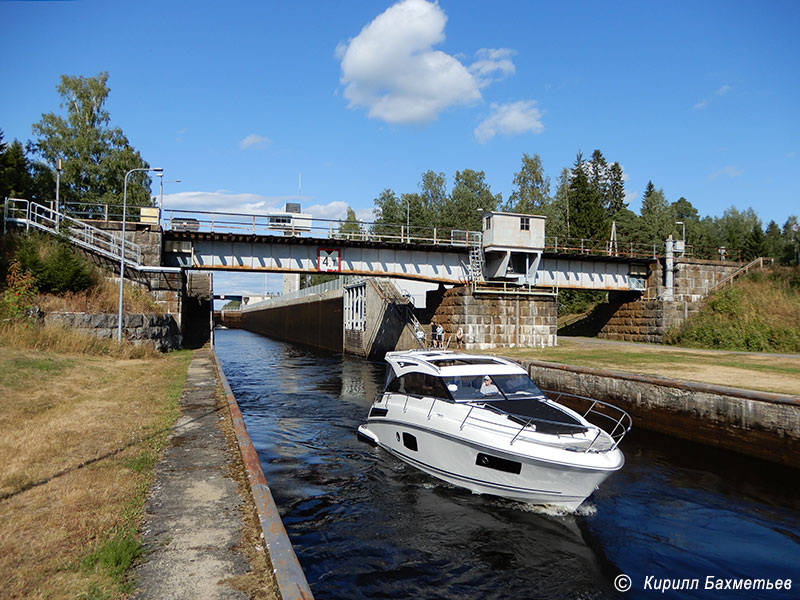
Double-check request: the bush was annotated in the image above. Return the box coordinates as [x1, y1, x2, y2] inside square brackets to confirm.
[668, 268, 800, 353]
[13, 233, 96, 294]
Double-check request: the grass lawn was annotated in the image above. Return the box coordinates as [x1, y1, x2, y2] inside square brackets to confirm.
[487, 338, 800, 396]
[0, 330, 190, 599]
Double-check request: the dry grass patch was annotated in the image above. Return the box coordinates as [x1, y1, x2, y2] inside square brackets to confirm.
[0, 343, 190, 599]
[490, 338, 800, 396]
[0, 321, 160, 359]
[37, 278, 162, 315]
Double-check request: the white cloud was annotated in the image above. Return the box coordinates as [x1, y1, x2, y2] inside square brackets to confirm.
[474, 101, 543, 143]
[239, 133, 270, 150]
[469, 48, 516, 86]
[708, 166, 744, 180]
[159, 190, 359, 224]
[337, 0, 483, 124]
[304, 200, 351, 222]
[161, 191, 287, 214]
[693, 84, 731, 111]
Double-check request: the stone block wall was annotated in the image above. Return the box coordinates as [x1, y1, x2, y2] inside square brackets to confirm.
[434, 286, 557, 349]
[597, 257, 745, 343]
[673, 258, 743, 301]
[42, 312, 181, 351]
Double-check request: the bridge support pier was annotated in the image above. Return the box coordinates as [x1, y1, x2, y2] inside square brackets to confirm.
[433, 286, 558, 350]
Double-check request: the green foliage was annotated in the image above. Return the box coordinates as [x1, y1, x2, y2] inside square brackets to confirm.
[13, 233, 96, 294]
[557, 289, 606, 316]
[666, 269, 800, 352]
[338, 206, 363, 237]
[0, 139, 34, 199]
[372, 169, 499, 235]
[0, 260, 37, 323]
[80, 529, 143, 594]
[567, 152, 608, 239]
[29, 72, 153, 213]
[639, 181, 675, 245]
[503, 153, 550, 213]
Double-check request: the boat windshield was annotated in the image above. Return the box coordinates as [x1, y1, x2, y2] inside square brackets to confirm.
[442, 374, 545, 402]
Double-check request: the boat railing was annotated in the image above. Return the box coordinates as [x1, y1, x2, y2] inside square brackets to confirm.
[542, 390, 633, 451]
[380, 390, 632, 454]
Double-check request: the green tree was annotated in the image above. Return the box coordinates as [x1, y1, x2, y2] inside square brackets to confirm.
[0, 139, 33, 200]
[443, 169, 500, 231]
[419, 170, 448, 225]
[716, 207, 760, 256]
[567, 153, 607, 239]
[639, 181, 674, 245]
[502, 153, 550, 214]
[763, 220, 783, 261]
[372, 188, 403, 237]
[742, 223, 765, 261]
[338, 206, 363, 238]
[605, 162, 626, 216]
[29, 72, 153, 214]
[782, 216, 799, 265]
[550, 167, 572, 237]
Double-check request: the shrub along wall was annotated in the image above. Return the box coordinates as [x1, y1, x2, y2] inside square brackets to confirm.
[42, 312, 181, 352]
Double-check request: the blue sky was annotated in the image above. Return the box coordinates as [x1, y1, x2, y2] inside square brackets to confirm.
[2, 0, 798, 296]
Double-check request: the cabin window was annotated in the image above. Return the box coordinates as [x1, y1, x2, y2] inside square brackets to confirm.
[402, 432, 418, 451]
[520, 217, 530, 231]
[476, 453, 521, 474]
[386, 372, 452, 401]
[484, 216, 492, 230]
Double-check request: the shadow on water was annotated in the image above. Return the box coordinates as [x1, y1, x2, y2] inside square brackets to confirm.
[215, 329, 800, 600]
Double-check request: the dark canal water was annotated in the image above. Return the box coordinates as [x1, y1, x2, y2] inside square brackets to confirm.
[214, 329, 800, 599]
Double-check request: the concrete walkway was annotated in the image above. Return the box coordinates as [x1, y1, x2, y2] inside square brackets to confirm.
[133, 349, 276, 599]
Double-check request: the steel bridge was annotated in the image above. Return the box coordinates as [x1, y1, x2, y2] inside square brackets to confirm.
[5, 200, 658, 292]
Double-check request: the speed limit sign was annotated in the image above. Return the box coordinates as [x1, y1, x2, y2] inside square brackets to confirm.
[318, 248, 341, 272]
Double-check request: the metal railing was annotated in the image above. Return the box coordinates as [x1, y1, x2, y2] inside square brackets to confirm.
[708, 256, 774, 293]
[162, 208, 483, 249]
[542, 390, 633, 451]
[545, 236, 743, 262]
[4, 198, 143, 267]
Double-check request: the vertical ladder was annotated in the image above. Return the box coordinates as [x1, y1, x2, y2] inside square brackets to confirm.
[469, 243, 485, 284]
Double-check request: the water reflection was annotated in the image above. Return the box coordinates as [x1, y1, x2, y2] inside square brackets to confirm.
[215, 329, 800, 600]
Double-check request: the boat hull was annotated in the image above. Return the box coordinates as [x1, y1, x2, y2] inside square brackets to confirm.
[359, 417, 621, 511]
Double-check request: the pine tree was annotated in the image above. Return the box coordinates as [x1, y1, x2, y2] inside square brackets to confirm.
[639, 181, 674, 245]
[568, 153, 608, 239]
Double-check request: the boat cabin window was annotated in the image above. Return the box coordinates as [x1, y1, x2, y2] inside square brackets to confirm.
[443, 374, 545, 402]
[386, 372, 452, 401]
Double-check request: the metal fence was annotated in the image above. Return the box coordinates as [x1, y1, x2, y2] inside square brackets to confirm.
[4, 198, 143, 266]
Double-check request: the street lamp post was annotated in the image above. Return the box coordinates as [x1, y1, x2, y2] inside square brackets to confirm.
[403, 197, 410, 243]
[675, 221, 686, 256]
[118, 167, 163, 343]
[157, 173, 181, 209]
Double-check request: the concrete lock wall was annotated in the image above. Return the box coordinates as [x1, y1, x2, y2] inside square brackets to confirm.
[240, 289, 344, 352]
[42, 311, 181, 351]
[434, 286, 558, 349]
[519, 359, 800, 468]
[183, 272, 213, 349]
[344, 279, 420, 359]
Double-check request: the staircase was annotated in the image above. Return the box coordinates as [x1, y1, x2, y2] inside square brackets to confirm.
[707, 256, 774, 293]
[3, 199, 174, 274]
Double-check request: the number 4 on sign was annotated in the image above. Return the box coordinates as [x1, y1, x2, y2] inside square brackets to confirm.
[318, 248, 341, 272]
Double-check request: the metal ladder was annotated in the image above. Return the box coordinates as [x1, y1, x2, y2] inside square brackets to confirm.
[469, 242, 485, 284]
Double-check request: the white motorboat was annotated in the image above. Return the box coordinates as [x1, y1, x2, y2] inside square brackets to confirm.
[358, 350, 632, 511]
